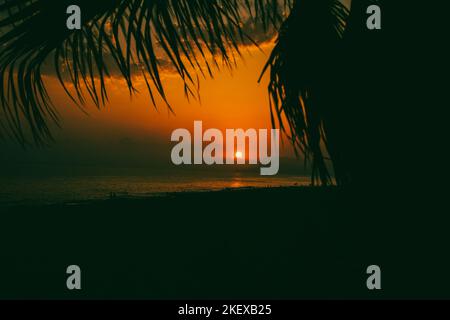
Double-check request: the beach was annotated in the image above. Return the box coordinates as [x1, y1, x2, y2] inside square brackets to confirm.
[1, 185, 447, 299]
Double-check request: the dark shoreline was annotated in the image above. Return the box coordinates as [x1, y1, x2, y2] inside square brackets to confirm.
[0, 185, 317, 209]
[0, 186, 448, 299]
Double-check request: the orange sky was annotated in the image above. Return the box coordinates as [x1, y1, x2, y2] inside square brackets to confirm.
[40, 40, 297, 162]
[0, 1, 355, 173]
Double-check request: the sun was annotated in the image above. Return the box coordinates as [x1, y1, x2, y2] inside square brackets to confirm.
[235, 151, 243, 159]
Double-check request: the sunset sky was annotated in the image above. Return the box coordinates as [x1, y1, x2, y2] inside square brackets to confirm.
[1, 36, 297, 169]
[0, 0, 351, 171]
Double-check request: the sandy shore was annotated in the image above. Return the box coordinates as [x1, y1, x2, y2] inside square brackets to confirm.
[0, 186, 448, 299]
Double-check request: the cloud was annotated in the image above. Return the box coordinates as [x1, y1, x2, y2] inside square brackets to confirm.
[39, 15, 277, 84]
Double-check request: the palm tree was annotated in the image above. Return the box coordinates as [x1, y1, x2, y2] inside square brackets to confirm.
[0, 0, 289, 144]
[0, 0, 381, 186]
[260, 0, 350, 185]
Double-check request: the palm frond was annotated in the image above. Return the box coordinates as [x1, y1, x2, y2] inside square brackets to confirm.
[0, 0, 292, 146]
[259, 0, 349, 185]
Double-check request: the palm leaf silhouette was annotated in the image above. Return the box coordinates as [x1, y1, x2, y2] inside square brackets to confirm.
[1, 0, 357, 186]
[0, 0, 291, 145]
[260, 0, 349, 185]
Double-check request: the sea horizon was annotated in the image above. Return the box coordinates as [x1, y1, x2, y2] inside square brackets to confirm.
[0, 164, 311, 206]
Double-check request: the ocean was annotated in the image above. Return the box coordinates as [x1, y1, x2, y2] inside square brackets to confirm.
[0, 170, 310, 206]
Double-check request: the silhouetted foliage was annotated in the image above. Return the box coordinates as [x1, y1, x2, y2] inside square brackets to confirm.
[1, 0, 384, 186]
